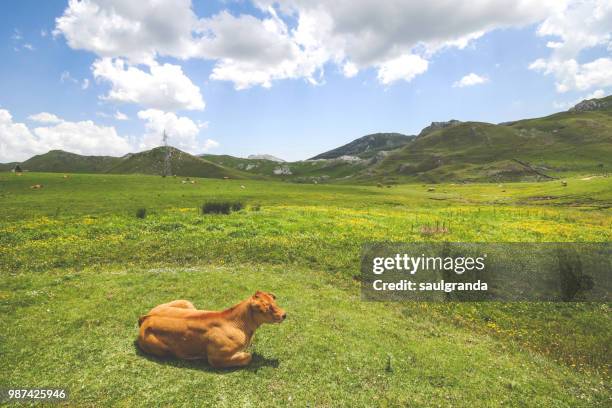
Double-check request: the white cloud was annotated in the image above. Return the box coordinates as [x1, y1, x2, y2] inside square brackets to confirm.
[0, 109, 132, 162]
[453, 73, 489, 88]
[54, 0, 317, 88]
[28, 112, 63, 124]
[202, 139, 219, 152]
[585, 89, 606, 99]
[92, 58, 205, 111]
[530, 0, 612, 92]
[342, 62, 358, 78]
[137, 109, 212, 153]
[60, 70, 77, 84]
[0, 109, 40, 162]
[11, 29, 36, 52]
[205, 0, 560, 87]
[530, 57, 612, 92]
[54, 0, 565, 89]
[274, 0, 561, 66]
[114, 111, 128, 121]
[11, 29, 22, 41]
[54, 0, 198, 64]
[552, 100, 573, 110]
[1, 107, 219, 162]
[203, 9, 325, 89]
[376, 55, 429, 85]
[60, 71, 92, 91]
[32, 120, 132, 157]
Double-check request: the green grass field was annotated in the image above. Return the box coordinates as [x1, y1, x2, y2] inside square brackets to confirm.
[1, 172, 611, 407]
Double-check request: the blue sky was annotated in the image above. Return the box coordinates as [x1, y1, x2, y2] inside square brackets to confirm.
[1, 0, 611, 162]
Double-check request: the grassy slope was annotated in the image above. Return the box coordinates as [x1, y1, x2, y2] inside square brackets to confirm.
[203, 154, 369, 182]
[365, 109, 612, 183]
[12, 148, 252, 180]
[0, 162, 17, 171]
[508, 109, 612, 170]
[107, 147, 248, 179]
[2, 265, 608, 407]
[0, 172, 610, 406]
[22, 150, 123, 173]
[201, 154, 285, 177]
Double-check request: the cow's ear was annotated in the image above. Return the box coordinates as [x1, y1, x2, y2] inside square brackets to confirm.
[268, 292, 276, 299]
[253, 291, 263, 299]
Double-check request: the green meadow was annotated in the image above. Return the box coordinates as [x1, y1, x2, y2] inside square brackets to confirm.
[1, 172, 611, 407]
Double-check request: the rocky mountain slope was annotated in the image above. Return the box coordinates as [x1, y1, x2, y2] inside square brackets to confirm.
[309, 132, 415, 160]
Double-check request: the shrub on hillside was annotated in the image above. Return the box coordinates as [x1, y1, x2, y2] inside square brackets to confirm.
[136, 208, 147, 219]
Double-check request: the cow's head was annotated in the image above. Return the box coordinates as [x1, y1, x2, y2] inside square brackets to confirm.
[249, 291, 286, 324]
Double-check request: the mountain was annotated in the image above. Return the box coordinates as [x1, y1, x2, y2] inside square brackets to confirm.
[417, 120, 462, 137]
[201, 153, 369, 183]
[4, 95, 611, 183]
[309, 132, 415, 160]
[362, 96, 612, 183]
[11, 147, 247, 179]
[247, 154, 285, 162]
[20, 150, 122, 173]
[106, 147, 245, 178]
[0, 162, 17, 171]
[569, 94, 612, 112]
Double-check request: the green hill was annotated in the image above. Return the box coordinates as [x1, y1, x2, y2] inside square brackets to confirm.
[202, 153, 370, 183]
[107, 147, 246, 179]
[0, 162, 17, 171]
[361, 96, 612, 183]
[20, 150, 122, 173]
[309, 132, 414, 160]
[11, 147, 248, 179]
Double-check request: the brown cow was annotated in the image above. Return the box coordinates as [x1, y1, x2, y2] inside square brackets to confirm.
[137, 291, 286, 368]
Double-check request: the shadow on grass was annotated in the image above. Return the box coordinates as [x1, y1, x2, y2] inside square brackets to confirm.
[133, 341, 279, 373]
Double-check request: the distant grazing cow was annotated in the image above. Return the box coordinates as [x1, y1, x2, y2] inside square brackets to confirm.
[30, 184, 43, 189]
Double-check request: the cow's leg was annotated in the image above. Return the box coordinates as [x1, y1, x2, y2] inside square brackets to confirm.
[208, 351, 252, 368]
[138, 331, 171, 358]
